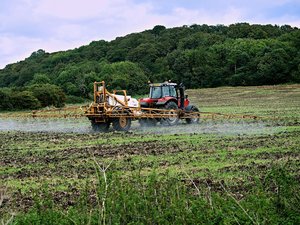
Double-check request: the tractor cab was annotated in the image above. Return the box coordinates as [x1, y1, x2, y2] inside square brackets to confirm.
[139, 81, 189, 109]
[149, 83, 177, 99]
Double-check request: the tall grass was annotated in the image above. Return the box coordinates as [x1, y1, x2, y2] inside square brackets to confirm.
[11, 165, 300, 225]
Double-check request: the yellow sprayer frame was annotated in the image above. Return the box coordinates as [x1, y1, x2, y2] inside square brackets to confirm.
[85, 81, 199, 122]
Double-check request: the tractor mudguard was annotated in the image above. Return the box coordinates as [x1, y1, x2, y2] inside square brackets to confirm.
[156, 97, 177, 106]
[155, 101, 167, 106]
[140, 102, 149, 107]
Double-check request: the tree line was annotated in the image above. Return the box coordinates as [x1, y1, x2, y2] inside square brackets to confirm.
[0, 23, 299, 110]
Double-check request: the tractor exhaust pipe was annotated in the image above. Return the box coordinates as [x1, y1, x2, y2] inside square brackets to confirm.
[178, 83, 185, 109]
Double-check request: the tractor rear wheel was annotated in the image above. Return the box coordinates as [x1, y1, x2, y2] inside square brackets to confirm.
[161, 101, 179, 126]
[91, 120, 110, 132]
[113, 117, 132, 131]
[185, 106, 200, 124]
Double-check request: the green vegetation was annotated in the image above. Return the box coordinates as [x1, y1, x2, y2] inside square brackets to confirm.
[0, 84, 66, 110]
[28, 84, 66, 108]
[0, 23, 300, 110]
[7, 167, 300, 225]
[188, 84, 300, 121]
[0, 85, 299, 224]
[1, 129, 299, 224]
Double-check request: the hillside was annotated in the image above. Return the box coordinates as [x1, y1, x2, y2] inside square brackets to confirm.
[0, 23, 300, 110]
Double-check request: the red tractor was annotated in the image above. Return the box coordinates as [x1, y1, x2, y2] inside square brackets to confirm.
[139, 81, 200, 126]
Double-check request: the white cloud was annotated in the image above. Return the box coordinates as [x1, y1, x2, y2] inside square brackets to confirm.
[0, 33, 90, 69]
[161, 6, 245, 26]
[0, 34, 43, 68]
[32, 0, 153, 21]
[33, 0, 112, 20]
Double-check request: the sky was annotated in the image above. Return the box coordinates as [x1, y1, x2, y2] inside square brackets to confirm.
[0, 0, 300, 69]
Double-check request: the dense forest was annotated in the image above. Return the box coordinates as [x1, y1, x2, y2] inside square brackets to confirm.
[0, 23, 299, 110]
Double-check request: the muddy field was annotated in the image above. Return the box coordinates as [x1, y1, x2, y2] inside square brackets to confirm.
[1, 125, 299, 212]
[1, 84, 300, 217]
[0, 122, 300, 212]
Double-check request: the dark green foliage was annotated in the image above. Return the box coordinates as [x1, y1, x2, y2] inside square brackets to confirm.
[0, 84, 66, 110]
[28, 84, 66, 108]
[0, 89, 12, 110]
[151, 25, 166, 36]
[29, 73, 51, 85]
[100, 61, 148, 94]
[10, 91, 41, 110]
[0, 23, 299, 110]
[0, 89, 41, 110]
[12, 167, 300, 225]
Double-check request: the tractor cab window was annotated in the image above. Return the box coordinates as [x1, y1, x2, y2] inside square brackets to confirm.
[162, 86, 170, 97]
[170, 86, 177, 97]
[150, 86, 162, 98]
[161, 85, 177, 98]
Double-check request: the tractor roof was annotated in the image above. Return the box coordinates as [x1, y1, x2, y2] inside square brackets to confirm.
[150, 81, 177, 87]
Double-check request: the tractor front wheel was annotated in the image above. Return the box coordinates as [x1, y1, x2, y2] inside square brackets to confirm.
[113, 117, 132, 131]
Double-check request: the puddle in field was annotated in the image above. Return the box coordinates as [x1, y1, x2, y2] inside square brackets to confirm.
[0, 118, 280, 135]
